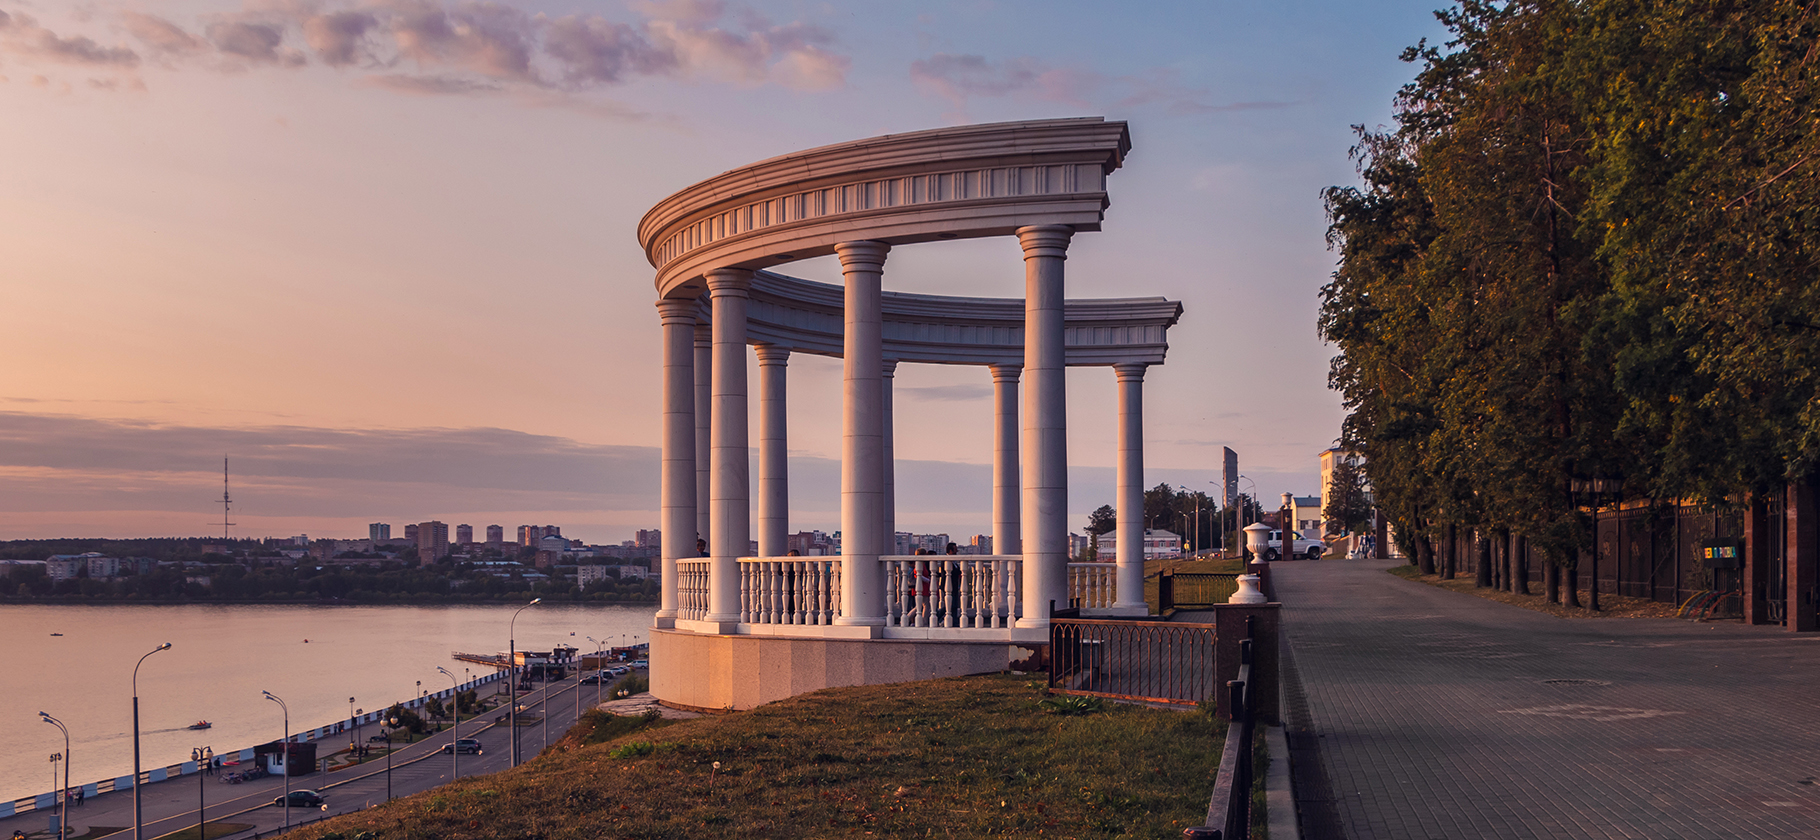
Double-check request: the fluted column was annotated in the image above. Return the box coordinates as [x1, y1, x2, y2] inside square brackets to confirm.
[1113, 363, 1148, 613]
[990, 364, 1022, 557]
[692, 323, 712, 553]
[1018, 224, 1072, 627]
[836, 240, 890, 628]
[756, 344, 791, 558]
[656, 300, 698, 627]
[705, 269, 753, 627]
[882, 359, 899, 554]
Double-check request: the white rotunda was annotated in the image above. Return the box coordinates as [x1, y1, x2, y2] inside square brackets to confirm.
[640, 117, 1183, 711]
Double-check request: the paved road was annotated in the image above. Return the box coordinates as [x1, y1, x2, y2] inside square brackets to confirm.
[2, 673, 625, 840]
[1274, 559, 1820, 840]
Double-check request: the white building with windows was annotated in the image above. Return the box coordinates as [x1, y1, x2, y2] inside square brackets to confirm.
[1097, 529, 1183, 560]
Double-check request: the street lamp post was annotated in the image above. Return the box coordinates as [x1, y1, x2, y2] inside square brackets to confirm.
[1238, 475, 1258, 559]
[40, 712, 68, 840]
[190, 746, 211, 840]
[132, 641, 172, 840]
[262, 690, 290, 829]
[348, 697, 357, 751]
[437, 666, 460, 781]
[383, 717, 397, 800]
[508, 597, 542, 767]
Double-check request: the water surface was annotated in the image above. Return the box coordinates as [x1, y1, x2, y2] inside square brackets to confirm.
[0, 602, 654, 801]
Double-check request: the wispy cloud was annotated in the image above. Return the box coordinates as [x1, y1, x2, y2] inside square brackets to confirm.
[910, 52, 1295, 121]
[0, 1, 850, 109]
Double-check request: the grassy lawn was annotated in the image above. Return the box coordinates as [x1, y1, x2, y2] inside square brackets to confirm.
[286, 674, 1226, 839]
[1387, 564, 1686, 619]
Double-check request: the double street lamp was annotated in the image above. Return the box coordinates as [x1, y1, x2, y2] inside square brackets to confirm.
[508, 597, 542, 767]
[133, 642, 172, 840]
[190, 745, 212, 840]
[40, 712, 68, 840]
[262, 690, 290, 829]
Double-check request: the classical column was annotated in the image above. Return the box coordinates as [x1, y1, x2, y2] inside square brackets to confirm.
[693, 323, 713, 552]
[836, 241, 890, 627]
[756, 344, 791, 557]
[1113, 363, 1148, 613]
[705, 269, 753, 627]
[882, 359, 899, 554]
[989, 364, 1022, 557]
[1017, 224, 1072, 627]
[655, 300, 698, 627]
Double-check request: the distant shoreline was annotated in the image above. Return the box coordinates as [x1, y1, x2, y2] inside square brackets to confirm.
[0, 597, 660, 607]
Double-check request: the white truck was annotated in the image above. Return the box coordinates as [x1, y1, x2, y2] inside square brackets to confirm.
[1265, 530, 1325, 561]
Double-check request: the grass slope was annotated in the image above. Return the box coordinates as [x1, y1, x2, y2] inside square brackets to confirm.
[292, 674, 1225, 839]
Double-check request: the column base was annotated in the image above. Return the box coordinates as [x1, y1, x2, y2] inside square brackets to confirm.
[653, 614, 677, 629]
[1014, 617, 1050, 630]
[677, 618, 741, 635]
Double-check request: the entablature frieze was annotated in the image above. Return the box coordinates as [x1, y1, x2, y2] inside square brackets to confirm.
[641, 118, 1131, 299]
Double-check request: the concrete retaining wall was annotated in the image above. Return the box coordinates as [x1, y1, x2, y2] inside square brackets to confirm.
[651, 630, 1017, 711]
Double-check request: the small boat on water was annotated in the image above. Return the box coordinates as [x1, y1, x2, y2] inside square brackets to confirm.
[189, 720, 212, 730]
[50, 633, 62, 636]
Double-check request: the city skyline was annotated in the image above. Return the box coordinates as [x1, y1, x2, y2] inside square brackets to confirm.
[0, 0, 1448, 543]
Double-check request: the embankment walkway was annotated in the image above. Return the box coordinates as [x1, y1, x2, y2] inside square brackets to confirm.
[1274, 559, 1820, 839]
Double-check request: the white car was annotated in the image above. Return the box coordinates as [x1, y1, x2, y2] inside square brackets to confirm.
[1265, 530, 1325, 561]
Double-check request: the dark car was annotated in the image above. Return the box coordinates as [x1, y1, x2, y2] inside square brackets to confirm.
[440, 738, 482, 755]
[274, 790, 325, 807]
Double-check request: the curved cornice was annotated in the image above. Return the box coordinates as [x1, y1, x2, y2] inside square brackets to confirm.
[713, 270, 1182, 367]
[641, 118, 1132, 299]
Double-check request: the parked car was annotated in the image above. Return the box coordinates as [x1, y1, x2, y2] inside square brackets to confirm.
[274, 790, 325, 807]
[630, 659, 648, 669]
[1265, 530, 1325, 561]
[579, 673, 605, 685]
[440, 738, 482, 755]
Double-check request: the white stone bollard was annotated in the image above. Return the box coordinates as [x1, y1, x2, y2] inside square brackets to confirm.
[1229, 574, 1267, 604]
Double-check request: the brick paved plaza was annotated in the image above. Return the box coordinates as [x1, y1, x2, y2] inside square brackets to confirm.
[1276, 559, 1820, 839]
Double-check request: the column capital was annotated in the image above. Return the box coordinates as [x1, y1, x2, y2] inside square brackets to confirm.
[989, 363, 1023, 383]
[835, 240, 891, 272]
[1113, 362, 1148, 382]
[882, 358, 899, 377]
[755, 343, 792, 366]
[1015, 225, 1073, 260]
[656, 299, 697, 326]
[705, 268, 753, 296]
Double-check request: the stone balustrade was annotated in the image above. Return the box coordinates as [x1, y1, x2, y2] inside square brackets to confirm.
[738, 557, 843, 626]
[883, 555, 1024, 631]
[1067, 562, 1118, 610]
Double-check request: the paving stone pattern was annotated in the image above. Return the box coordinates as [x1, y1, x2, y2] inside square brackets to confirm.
[1276, 559, 1820, 839]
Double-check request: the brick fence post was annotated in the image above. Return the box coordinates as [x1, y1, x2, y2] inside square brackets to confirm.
[1211, 603, 1279, 724]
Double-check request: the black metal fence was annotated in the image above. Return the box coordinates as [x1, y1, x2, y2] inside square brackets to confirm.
[1159, 572, 1240, 612]
[1186, 623, 1257, 840]
[1048, 618, 1217, 706]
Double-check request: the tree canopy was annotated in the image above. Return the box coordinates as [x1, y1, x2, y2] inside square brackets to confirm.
[1321, 0, 1820, 571]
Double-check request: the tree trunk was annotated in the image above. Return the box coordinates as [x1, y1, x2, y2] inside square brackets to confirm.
[1475, 530, 1492, 587]
[1441, 522, 1457, 580]
[1545, 560, 1560, 603]
[1565, 556, 1583, 608]
[1418, 534, 1436, 575]
[1515, 535, 1531, 595]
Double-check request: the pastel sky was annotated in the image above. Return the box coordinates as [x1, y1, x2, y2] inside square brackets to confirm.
[0, 0, 1446, 544]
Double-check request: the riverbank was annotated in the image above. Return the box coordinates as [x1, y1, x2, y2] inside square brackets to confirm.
[0, 596, 659, 606]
